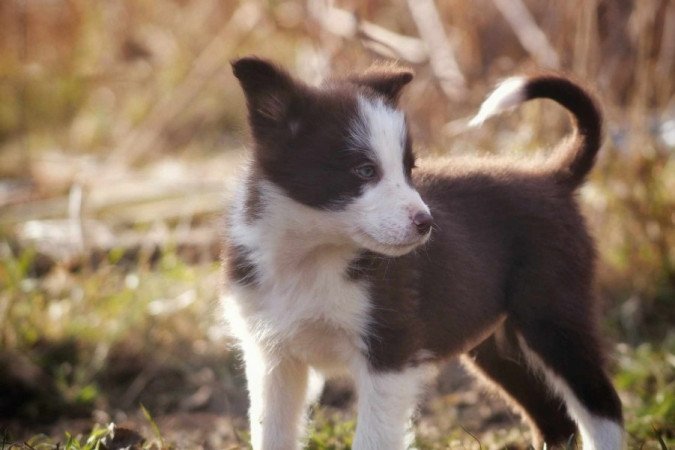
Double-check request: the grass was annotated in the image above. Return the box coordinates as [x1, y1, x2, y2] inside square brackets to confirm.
[615, 338, 675, 446]
[0, 240, 241, 422]
[1, 416, 162, 449]
[1, 244, 673, 448]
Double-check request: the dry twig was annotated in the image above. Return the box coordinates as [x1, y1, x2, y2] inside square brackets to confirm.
[107, 3, 262, 166]
[491, 0, 560, 68]
[307, 0, 427, 64]
[406, 0, 467, 100]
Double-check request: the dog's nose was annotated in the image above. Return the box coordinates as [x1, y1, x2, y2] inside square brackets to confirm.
[413, 211, 433, 234]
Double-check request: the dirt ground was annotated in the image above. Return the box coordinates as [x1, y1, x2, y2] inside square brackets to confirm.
[2, 360, 528, 449]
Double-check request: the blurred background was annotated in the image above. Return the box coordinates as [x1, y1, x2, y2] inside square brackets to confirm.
[0, 0, 673, 448]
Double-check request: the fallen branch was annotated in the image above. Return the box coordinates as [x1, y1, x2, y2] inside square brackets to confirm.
[0, 181, 226, 225]
[10, 222, 221, 275]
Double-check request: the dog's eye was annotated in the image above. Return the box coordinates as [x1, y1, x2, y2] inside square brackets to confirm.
[354, 164, 377, 180]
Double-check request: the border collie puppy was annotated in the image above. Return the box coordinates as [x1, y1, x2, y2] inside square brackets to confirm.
[223, 56, 623, 450]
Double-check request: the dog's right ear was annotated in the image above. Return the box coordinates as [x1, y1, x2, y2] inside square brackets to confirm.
[232, 57, 300, 128]
[349, 65, 414, 105]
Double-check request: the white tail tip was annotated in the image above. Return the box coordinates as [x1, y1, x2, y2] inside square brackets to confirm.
[469, 77, 528, 127]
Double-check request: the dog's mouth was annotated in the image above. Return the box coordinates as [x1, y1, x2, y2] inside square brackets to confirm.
[353, 228, 430, 257]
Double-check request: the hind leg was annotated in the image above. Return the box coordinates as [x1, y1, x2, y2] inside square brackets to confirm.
[508, 280, 624, 450]
[463, 322, 577, 449]
[514, 323, 623, 450]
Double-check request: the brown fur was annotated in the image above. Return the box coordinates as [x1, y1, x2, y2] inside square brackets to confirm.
[346, 151, 622, 425]
[462, 323, 578, 448]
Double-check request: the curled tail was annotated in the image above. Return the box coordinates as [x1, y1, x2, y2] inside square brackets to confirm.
[470, 75, 603, 189]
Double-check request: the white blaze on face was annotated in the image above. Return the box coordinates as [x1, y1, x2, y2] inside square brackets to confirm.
[343, 96, 431, 256]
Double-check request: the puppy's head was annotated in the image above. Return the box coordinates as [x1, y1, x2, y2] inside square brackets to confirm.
[232, 57, 431, 256]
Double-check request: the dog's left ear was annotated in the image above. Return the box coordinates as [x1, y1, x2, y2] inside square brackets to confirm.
[350, 66, 414, 104]
[232, 56, 303, 130]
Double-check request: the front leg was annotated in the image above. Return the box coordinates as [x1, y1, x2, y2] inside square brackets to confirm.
[243, 342, 310, 450]
[352, 360, 430, 450]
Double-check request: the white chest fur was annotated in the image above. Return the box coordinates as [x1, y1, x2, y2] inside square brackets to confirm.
[223, 180, 372, 372]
